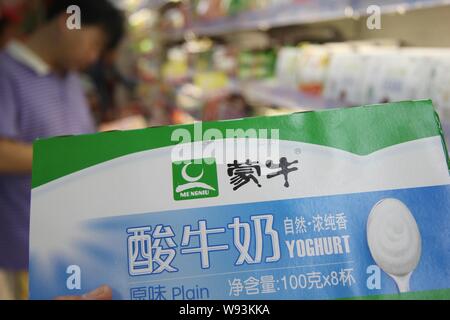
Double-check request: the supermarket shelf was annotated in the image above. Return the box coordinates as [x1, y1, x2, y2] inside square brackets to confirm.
[364, 0, 450, 16]
[164, 29, 186, 42]
[145, 0, 168, 10]
[164, 0, 450, 40]
[239, 79, 327, 111]
[170, 78, 329, 111]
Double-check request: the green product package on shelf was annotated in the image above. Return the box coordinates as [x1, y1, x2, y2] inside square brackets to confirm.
[30, 100, 450, 300]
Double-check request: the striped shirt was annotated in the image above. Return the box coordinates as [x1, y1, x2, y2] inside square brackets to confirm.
[0, 41, 95, 270]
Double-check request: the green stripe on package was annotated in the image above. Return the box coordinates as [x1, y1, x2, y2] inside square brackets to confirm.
[29, 100, 450, 300]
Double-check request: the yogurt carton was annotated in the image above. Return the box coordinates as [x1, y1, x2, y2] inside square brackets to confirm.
[29, 100, 450, 300]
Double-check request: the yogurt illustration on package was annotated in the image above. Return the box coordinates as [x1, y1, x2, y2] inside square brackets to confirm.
[367, 198, 422, 293]
[29, 100, 450, 300]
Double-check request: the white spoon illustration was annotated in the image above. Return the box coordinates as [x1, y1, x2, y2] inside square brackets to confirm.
[367, 198, 421, 293]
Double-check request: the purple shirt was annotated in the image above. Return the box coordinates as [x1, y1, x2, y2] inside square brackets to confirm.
[0, 46, 95, 270]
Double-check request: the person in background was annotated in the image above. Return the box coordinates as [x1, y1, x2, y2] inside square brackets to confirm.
[0, 0, 125, 300]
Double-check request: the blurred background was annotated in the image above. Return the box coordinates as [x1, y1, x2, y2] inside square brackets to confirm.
[1, 0, 450, 138]
[2, 0, 450, 300]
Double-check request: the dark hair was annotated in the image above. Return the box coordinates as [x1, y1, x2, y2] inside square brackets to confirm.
[46, 0, 125, 50]
[0, 18, 6, 35]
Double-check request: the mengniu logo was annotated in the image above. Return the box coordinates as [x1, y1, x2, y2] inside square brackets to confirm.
[172, 158, 219, 201]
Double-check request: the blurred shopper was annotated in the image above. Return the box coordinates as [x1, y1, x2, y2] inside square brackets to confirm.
[0, 0, 125, 299]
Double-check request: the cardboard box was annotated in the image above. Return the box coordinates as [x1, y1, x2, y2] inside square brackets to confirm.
[29, 100, 450, 300]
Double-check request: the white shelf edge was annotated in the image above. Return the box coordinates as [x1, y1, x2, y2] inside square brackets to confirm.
[238, 79, 327, 111]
